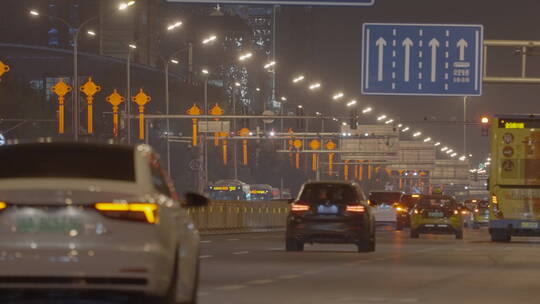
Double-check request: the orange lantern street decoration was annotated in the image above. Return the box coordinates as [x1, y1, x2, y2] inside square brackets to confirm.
[0, 60, 10, 81]
[186, 104, 202, 146]
[239, 128, 250, 165]
[105, 89, 125, 137]
[132, 89, 152, 140]
[293, 139, 303, 169]
[80, 77, 101, 134]
[358, 160, 364, 181]
[344, 160, 350, 181]
[309, 139, 321, 172]
[51, 79, 72, 134]
[209, 104, 224, 146]
[220, 131, 229, 165]
[287, 128, 295, 165]
[326, 140, 336, 176]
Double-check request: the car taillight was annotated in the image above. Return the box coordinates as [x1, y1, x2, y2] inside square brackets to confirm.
[291, 203, 310, 212]
[346, 205, 365, 213]
[95, 203, 158, 224]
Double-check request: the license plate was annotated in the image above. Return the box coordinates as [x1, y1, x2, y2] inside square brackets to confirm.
[16, 217, 83, 234]
[428, 212, 444, 218]
[317, 205, 338, 215]
[521, 222, 539, 229]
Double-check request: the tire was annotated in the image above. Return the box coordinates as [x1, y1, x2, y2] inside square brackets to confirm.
[410, 228, 419, 239]
[358, 228, 376, 252]
[286, 238, 304, 252]
[157, 256, 199, 304]
[455, 230, 464, 240]
[491, 231, 511, 243]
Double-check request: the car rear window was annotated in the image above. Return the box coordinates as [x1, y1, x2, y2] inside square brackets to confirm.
[0, 144, 135, 181]
[417, 198, 456, 209]
[299, 184, 356, 205]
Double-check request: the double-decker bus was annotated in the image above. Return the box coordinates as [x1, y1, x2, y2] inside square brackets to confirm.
[489, 115, 540, 242]
[208, 180, 251, 201]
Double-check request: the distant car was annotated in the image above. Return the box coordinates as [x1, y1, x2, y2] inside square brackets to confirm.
[286, 181, 375, 252]
[0, 143, 206, 303]
[369, 191, 403, 227]
[410, 195, 464, 239]
[395, 194, 422, 230]
[472, 200, 490, 229]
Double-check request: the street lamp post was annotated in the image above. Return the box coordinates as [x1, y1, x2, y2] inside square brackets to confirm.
[202, 68, 210, 189]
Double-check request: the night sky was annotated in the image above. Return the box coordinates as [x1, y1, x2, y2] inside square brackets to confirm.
[273, 0, 540, 165]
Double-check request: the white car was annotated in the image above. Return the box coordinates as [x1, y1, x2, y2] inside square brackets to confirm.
[0, 142, 206, 303]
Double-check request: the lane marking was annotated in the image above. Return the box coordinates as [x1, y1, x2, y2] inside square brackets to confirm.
[215, 285, 246, 291]
[277, 274, 301, 280]
[227, 238, 240, 241]
[200, 240, 212, 244]
[197, 292, 210, 297]
[266, 247, 284, 251]
[246, 279, 274, 285]
[199, 255, 213, 259]
[233, 251, 250, 255]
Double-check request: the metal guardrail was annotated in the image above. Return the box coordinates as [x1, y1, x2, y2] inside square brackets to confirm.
[187, 201, 290, 234]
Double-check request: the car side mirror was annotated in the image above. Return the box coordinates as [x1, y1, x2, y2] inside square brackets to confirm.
[184, 192, 209, 207]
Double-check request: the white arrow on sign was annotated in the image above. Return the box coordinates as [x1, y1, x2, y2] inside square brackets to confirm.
[402, 38, 413, 82]
[376, 37, 387, 81]
[429, 38, 440, 83]
[457, 38, 468, 61]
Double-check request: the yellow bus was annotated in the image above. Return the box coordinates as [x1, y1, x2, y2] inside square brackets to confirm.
[489, 115, 540, 242]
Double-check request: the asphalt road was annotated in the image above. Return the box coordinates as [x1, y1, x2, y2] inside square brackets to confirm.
[198, 227, 540, 304]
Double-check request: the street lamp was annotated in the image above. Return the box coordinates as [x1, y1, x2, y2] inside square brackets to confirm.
[239, 52, 253, 61]
[362, 107, 372, 114]
[413, 131, 422, 137]
[264, 61, 276, 69]
[434, 142, 441, 146]
[293, 75, 305, 83]
[309, 82, 321, 90]
[385, 119, 394, 124]
[346, 100, 357, 107]
[167, 21, 182, 31]
[29, 3, 135, 141]
[423, 137, 432, 142]
[202, 35, 217, 44]
[377, 115, 387, 121]
[332, 92, 344, 100]
[402, 127, 410, 132]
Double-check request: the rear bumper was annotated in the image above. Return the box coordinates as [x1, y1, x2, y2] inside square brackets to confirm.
[287, 218, 368, 244]
[0, 242, 174, 296]
[490, 219, 540, 236]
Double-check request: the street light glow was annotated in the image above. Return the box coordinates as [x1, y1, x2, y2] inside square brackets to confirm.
[397, 124, 403, 128]
[256, 87, 261, 92]
[238, 52, 253, 61]
[281, 96, 287, 101]
[362, 107, 372, 114]
[234, 82, 241, 87]
[167, 21, 183, 31]
[170, 59, 179, 64]
[402, 127, 410, 132]
[128, 43, 137, 49]
[451, 153, 458, 157]
[377, 115, 387, 121]
[201, 68, 209, 75]
[119, 1, 136, 10]
[423, 137, 431, 142]
[298, 105, 303, 109]
[346, 100, 357, 107]
[332, 92, 344, 100]
[385, 119, 394, 124]
[293, 75, 305, 83]
[309, 83, 321, 90]
[413, 131, 422, 137]
[441, 147, 448, 151]
[87, 30, 96, 36]
[202, 35, 217, 44]
[264, 61, 276, 69]
[434, 142, 441, 146]
[342, 122, 348, 126]
[459, 156, 466, 161]
[29, 10, 39, 16]
[446, 149, 454, 154]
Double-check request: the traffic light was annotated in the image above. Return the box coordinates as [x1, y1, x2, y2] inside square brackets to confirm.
[349, 108, 358, 130]
[480, 115, 490, 137]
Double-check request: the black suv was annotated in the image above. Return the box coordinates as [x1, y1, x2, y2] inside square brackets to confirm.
[286, 181, 375, 252]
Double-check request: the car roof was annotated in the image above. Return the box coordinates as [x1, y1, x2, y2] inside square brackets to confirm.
[303, 181, 356, 186]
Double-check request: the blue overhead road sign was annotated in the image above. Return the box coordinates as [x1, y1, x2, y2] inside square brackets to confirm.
[362, 23, 484, 96]
[166, 0, 373, 5]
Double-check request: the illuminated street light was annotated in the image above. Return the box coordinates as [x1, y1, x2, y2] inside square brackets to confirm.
[346, 100, 357, 107]
[446, 149, 454, 154]
[315, 112, 322, 116]
[239, 52, 253, 61]
[87, 30, 96, 36]
[118, 1, 136, 10]
[170, 59, 179, 64]
[377, 115, 387, 121]
[309, 83, 321, 90]
[281, 96, 287, 101]
[423, 137, 431, 142]
[202, 35, 217, 44]
[264, 61, 276, 69]
[201, 68, 209, 75]
[459, 156, 466, 161]
[298, 105, 303, 109]
[29, 10, 39, 16]
[234, 82, 241, 87]
[385, 119, 394, 124]
[413, 131, 422, 137]
[362, 107, 372, 114]
[441, 147, 448, 151]
[402, 127, 410, 132]
[256, 88, 261, 92]
[167, 21, 182, 31]
[397, 124, 403, 128]
[293, 75, 305, 83]
[332, 92, 344, 100]
[451, 153, 458, 157]
[128, 43, 137, 49]
[342, 122, 348, 126]
[434, 142, 441, 146]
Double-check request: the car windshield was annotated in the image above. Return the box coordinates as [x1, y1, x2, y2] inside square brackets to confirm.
[0, 144, 135, 181]
[299, 184, 356, 205]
